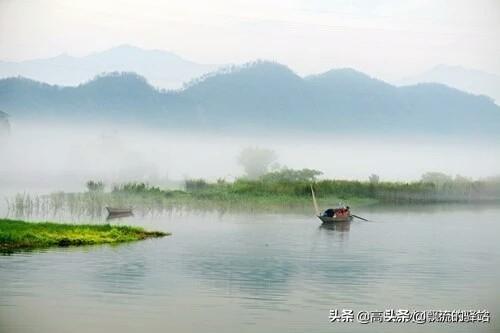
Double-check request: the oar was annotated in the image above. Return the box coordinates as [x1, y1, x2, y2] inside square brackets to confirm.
[310, 184, 320, 216]
[351, 214, 370, 221]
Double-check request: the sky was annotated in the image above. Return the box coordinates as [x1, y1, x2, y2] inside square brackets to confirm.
[1, 0, 499, 80]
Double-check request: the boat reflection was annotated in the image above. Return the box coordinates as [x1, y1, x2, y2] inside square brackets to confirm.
[319, 221, 351, 232]
[106, 212, 134, 221]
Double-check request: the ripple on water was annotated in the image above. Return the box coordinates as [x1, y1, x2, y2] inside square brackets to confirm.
[1, 208, 500, 333]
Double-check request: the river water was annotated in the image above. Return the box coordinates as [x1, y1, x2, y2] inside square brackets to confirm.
[1, 204, 499, 333]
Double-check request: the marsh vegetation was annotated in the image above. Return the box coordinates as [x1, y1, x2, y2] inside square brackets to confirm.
[6, 170, 500, 220]
[0, 219, 169, 251]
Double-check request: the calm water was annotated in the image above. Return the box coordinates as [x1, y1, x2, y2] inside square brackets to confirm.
[1, 205, 499, 333]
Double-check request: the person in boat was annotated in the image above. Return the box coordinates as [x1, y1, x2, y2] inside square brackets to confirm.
[336, 206, 350, 217]
[323, 208, 335, 217]
[322, 206, 351, 218]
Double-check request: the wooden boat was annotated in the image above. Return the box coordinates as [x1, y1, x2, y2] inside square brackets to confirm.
[106, 211, 134, 220]
[106, 207, 133, 215]
[318, 211, 353, 223]
[311, 185, 352, 223]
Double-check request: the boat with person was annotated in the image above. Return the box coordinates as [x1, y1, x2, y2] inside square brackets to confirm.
[310, 185, 367, 223]
[318, 206, 353, 223]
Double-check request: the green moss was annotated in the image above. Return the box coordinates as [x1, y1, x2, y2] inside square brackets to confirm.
[0, 219, 170, 251]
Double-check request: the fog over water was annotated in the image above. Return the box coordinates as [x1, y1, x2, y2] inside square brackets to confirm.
[1, 121, 498, 196]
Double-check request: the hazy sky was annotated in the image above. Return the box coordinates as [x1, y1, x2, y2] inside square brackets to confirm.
[1, 0, 499, 80]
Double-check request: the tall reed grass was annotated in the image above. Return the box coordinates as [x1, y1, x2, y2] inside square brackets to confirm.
[6, 177, 500, 220]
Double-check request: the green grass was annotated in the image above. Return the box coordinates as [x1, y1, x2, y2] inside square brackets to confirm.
[115, 177, 500, 206]
[8, 176, 500, 219]
[0, 219, 170, 251]
[112, 183, 377, 212]
[201, 178, 499, 203]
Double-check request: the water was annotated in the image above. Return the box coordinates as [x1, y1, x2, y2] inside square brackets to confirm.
[1, 205, 499, 332]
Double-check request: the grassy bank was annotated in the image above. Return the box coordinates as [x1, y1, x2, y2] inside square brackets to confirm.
[7, 176, 500, 218]
[118, 177, 500, 205]
[0, 219, 169, 251]
[204, 178, 499, 202]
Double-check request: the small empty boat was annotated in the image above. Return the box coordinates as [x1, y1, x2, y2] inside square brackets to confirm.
[106, 207, 133, 215]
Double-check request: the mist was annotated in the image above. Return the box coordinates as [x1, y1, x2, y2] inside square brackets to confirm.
[1, 121, 499, 195]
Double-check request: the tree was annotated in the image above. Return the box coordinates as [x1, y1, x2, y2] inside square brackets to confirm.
[185, 179, 209, 191]
[454, 174, 471, 183]
[86, 180, 105, 192]
[238, 147, 278, 179]
[369, 174, 380, 184]
[260, 168, 323, 182]
[421, 172, 452, 186]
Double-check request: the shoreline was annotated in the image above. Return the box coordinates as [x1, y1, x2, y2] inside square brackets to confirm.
[5, 178, 500, 217]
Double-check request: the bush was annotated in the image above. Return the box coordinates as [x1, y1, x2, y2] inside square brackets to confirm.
[86, 180, 105, 192]
[260, 168, 323, 182]
[185, 179, 209, 192]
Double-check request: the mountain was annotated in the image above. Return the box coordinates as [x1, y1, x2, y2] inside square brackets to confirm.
[0, 45, 217, 89]
[0, 110, 9, 136]
[399, 65, 500, 104]
[1, 61, 499, 136]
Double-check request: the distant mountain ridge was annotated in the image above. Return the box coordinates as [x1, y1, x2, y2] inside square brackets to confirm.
[1, 61, 499, 136]
[0, 45, 217, 89]
[399, 65, 500, 104]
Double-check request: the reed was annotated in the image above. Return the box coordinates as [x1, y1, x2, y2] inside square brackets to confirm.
[6, 177, 500, 220]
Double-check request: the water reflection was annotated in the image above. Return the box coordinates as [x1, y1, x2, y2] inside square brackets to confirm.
[181, 245, 297, 305]
[1, 208, 500, 333]
[91, 251, 149, 297]
[106, 212, 134, 221]
[175, 217, 400, 311]
[319, 221, 351, 232]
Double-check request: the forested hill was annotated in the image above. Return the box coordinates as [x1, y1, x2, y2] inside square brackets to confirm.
[1, 61, 499, 136]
